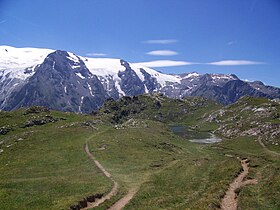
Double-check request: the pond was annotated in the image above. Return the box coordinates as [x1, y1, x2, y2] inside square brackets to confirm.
[170, 125, 222, 144]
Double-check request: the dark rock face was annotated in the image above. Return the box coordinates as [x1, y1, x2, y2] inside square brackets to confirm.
[118, 60, 145, 96]
[1, 49, 280, 113]
[190, 79, 270, 105]
[140, 68, 159, 92]
[3, 51, 108, 113]
[248, 81, 280, 98]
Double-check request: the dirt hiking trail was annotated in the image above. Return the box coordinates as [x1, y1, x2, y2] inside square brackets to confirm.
[258, 138, 280, 157]
[108, 188, 138, 210]
[82, 144, 118, 209]
[220, 158, 257, 210]
[83, 144, 138, 210]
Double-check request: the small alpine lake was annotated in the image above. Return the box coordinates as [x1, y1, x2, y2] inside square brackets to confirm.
[170, 125, 222, 144]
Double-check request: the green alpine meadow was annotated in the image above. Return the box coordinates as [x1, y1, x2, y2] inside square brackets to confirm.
[1, 1, 280, 209]
[0, 95, 279, 209]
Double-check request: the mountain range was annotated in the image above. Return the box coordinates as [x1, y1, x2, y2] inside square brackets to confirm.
[1, 46, 279, 113]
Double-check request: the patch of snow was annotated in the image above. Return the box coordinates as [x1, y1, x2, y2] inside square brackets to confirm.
[211, 74, 236, 81]
[82, 58, 125, 77]
[115, 80, 125, 97]
[87, 82, 94, 96]
[78, 96, 84, 113]
[144, 85, 149, 93]
[83, 57, 181, 88]
[67, 52, 80, 63]
[76, 73, 85, 79]
[12, 83, 19, 87]
[131, 63, 181, 86]
[71, 65, 81, 69]
[0, 45, 54, 80]
[181, 72, 200, 79]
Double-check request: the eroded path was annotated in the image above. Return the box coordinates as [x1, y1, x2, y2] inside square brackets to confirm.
[82, 144, 118, 209]
[83, 143, 138, 210]
[108, 188, 138, 210]
[220, 158, 257, 210]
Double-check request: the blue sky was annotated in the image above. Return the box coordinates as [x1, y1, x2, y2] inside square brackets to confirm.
[0, 0, 280, 87]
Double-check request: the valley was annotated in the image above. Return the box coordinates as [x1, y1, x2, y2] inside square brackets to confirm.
[0, 95, 279, 209]
[1, 1, 279, 209]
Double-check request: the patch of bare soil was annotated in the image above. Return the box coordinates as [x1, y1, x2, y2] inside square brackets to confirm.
[108, 188, 138, 210]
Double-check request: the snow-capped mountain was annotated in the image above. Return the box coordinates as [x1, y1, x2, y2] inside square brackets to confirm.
[0, 46, 279, 113]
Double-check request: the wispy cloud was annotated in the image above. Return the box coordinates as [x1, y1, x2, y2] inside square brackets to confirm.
[134, 60, 195, 68]
[134, 59, 265, 68]
[147, 50, 178, 56]
[0, 20, 6, 24]
[86, 53, 107, 57]
[227, 41, 236, 45]
[142, 39, 178, 44]
[208, 60, 266, 66]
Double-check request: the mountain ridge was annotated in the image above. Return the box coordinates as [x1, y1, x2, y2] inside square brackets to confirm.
[1, 46, 279, 113]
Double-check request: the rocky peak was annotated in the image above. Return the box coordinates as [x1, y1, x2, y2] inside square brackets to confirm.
[118, 60, 145, 96]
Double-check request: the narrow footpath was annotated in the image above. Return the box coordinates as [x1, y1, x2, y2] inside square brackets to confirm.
[108, 188, 138, 210]
[83, 143, 138, 210]
[220, 158, 257, 210]
[82, 144, 118, 209]
[258, 138, 280, 157]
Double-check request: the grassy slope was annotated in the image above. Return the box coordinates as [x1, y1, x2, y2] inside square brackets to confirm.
[218, 137, 280, 209]
[0, 96, 279, 209]
[0, 109, 112, 209]
[88, 120, 240, 210]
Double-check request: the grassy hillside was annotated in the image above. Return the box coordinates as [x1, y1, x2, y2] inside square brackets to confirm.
[0, 96, 279, 209]
[205, 96, 280, 151]
[0, 108, 112, 209]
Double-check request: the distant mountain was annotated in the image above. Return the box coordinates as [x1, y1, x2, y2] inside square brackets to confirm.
[0, 46, 279, 113]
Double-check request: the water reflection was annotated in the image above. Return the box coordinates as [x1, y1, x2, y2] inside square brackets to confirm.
[170, 125, 222, 144]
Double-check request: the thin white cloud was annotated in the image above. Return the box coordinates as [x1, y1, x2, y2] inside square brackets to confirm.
[147, 50, 178, 56]
[208, 60, 266, 66]
[227, 41, 235, 45]
[86, 53, 107, 57]
[0, 20, 6, 24]
[134, 60, 195, 68]
[142, 39, 178, 44]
